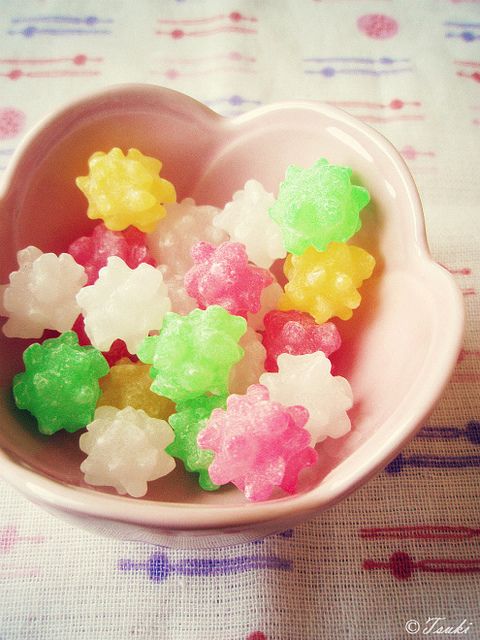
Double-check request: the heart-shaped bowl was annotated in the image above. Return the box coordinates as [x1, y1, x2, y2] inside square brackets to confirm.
[0, 84, 464, 548]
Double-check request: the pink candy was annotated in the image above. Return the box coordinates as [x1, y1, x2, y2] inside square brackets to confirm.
[184, 241, 273, 318]
[262, 310, 341, 372]
[68, 223, 156, 284]
[197, 384, 317, 501]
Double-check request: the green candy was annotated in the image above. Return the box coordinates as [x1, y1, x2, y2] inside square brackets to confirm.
[166, 394, 227, 491]
[268, 159, 370, 255]
[13, 331, 109, 435]
[137, 305, 246, 403]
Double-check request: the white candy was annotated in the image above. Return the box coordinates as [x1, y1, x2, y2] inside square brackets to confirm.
[229, 327, 266, 394]
[247, 281, 283, 331]
[213, 179, 286, 268]
[260, 352, 353, 444]
[147, 198, 228, 279]
[0, 246, 87, 338]
[163, 273, 197, 315]
[79, 406, 175, 497]
[76, 256, 171, 353]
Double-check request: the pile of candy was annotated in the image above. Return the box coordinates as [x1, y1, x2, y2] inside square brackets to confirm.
[0, 148, 375, 502]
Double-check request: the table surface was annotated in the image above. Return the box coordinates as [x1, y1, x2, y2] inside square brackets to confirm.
[1, 1, 479, 639]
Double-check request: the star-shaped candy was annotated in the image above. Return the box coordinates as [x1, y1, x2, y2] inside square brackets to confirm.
[279, 243, 375, 323]
[269, 159, 370, 254]
[197, 384, 317, 501]
[76, 256, 171, 353]
[260, 352, 353, 444]
[80, 406, 175, 497]
[76, 147, 176, 232]
[167, 394, 227, 491]
[213, 179, 286, 268]
[13, 331, 109, 435]
[262, 310, 341, 372]
[184, 241, 273, 318]
[1, 246, 86, 338]
[137, 306, 246, 403]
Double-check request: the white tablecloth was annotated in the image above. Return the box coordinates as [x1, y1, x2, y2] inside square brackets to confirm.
[1, 1, 480, 638]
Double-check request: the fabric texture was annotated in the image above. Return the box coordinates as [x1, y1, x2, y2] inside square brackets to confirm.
[1, 1, 480, 638]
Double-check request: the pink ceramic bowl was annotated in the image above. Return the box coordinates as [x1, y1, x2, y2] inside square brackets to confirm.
[0, 84, 464, 548]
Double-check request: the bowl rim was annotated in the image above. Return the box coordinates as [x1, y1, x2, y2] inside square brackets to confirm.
[0, 83, 465, 532]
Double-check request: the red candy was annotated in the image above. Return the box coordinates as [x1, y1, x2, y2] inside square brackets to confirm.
[261, 310, 341, 372]
[68, 223, 156, 284]
[184, 241, 273, 318]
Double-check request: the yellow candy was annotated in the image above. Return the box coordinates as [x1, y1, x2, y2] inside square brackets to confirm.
[76, 147, 176, 233]
[278, 242, 375, 323]
[98, 360, 175, 421]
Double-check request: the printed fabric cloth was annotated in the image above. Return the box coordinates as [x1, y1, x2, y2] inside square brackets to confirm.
[1, 1, 480, 639]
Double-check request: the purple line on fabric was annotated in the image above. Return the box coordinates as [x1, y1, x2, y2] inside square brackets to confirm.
[303, 56, 409, 64]
[9, 26, 112, 37]
[444, 21, 480, 28]
[11, 15, 113, 25]
[446, 31, 480, 41]
[204, 95, 262, 107]
[418, 421, 480, 444]
[385, 453, 480, 474]
[119, 553, 292, 582]
[305, 67, 413, 77]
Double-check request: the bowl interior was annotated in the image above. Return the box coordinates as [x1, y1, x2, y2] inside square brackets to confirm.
[0, 86, 462, 511]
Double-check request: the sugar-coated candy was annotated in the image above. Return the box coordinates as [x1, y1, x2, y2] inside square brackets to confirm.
[13, 332, 109, 435]
[247, 280, 283, 331]
[76, 147, 176, 233]
[146, 198, 228, 314]
[269, 159, 370, 255]
[279, 243, 375, 323]
[79, 405, 175, 497]
[197, 384, 317, 501]
[260, 352, 353, 444]
[98, 360, 174, 421]
[262, 310, 341, 372]
[184, 241, 273, 318]
[147, 198, 228, 279]
[213, 180, 286, 268]
[137, 306, 246, 403]
[166, 394, 227, 491]
[0, 246, 87, 339]
[229, 327, 266, 394]
[72, 315, 137, 367]
[68, 223, 156, 285]
[163, 273, 197, 315]
[76, 256, 171, 353]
